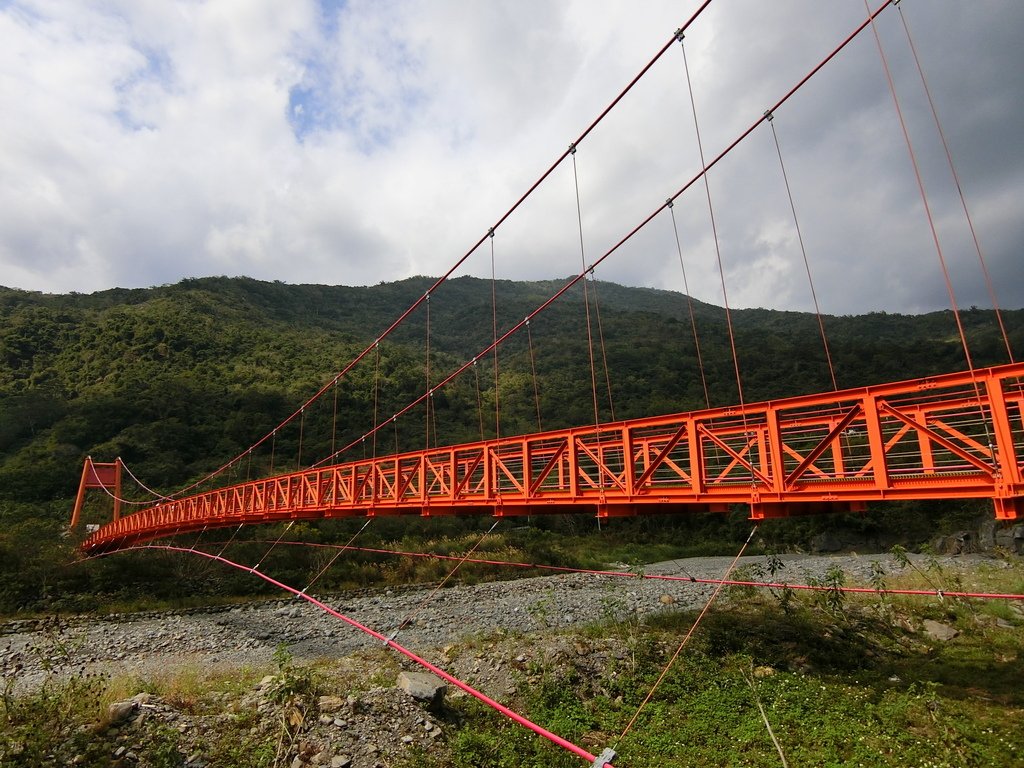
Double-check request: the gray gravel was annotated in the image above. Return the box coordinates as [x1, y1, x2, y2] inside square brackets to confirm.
[1, 551, 997, 690]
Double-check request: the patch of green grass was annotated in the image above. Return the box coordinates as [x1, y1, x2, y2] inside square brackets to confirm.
[4, 556, 1022, 768]
[410, 563, 1024, 768]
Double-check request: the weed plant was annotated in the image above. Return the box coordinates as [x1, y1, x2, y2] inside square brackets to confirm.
[421, 554, 1023, 768]
[3, 555, 1021, 767]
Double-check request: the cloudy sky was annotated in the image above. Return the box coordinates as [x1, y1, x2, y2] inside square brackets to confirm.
[1, 0, 1021, 314]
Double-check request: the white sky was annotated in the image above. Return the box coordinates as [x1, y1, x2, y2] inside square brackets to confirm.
[1, 0, 1021, 314]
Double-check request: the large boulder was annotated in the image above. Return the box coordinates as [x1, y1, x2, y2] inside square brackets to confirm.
[397, 671, 447, 709]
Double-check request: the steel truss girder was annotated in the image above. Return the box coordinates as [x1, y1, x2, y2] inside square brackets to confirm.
[77, 363, 1024, 552]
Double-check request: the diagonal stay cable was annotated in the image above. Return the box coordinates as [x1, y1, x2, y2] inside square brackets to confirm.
[251, 520, 294, 573]
[215, 523, 245, 559]
[85, 544, 618, 768]
[616, 525, 759, 746]
[391, 519, 501, 640]
[297, 518, 374, 597]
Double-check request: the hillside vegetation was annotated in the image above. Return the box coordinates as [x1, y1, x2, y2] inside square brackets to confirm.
[0, 275, 1021, 615]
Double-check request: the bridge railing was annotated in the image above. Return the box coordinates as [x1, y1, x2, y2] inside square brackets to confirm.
[78, 363, 1024, 552]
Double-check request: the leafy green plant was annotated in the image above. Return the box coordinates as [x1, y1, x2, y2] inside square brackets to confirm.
[0, 620, 107, 767]
[806, 564, 847, 617]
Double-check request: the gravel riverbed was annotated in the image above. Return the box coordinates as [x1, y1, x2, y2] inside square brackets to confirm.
[2, 551, 998, 691]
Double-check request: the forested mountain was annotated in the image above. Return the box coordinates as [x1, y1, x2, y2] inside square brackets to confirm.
[1, 275, 1020, 614]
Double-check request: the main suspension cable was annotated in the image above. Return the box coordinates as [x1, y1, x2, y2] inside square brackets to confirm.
[304, 2, 894, 470]
[156, 2, 719, 503]
[80, 4, 891, 512]
[95, 2, 895, 500]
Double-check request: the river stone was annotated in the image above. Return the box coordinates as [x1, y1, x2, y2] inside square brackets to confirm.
[922, 619, 959, 642]
[318, 695, 344, 713]
[107, 700, 136, 724]
[397, 671, 447, 708]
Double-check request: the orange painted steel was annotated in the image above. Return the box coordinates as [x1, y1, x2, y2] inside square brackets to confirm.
[77, 363, 1024, 553]
[71, 457, 123, 529]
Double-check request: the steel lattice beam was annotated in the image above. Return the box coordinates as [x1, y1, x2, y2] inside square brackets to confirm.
[75, 364, 1024, 553]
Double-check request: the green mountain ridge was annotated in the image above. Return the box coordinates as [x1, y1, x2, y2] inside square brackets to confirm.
[2, 275, 1021, 496]
[0, 275, 1020, 614]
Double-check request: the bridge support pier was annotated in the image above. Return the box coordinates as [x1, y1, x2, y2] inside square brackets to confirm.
[994, 497, 1022, 520]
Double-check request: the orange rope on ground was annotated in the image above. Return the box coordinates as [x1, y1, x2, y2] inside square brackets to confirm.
[235, 538, 1024, 601]
[89, 544, 618, 768]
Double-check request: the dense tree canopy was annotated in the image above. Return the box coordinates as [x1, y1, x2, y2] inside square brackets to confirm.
[0, 276, 1019, 614]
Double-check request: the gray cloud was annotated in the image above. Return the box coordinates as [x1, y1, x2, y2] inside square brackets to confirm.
[0, 0, 1020, 315]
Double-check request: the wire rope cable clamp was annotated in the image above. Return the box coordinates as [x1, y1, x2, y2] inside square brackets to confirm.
[592, 747, 617, 767]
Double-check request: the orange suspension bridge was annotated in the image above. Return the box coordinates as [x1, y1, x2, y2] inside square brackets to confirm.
[75, 361, 1024, 553]
[68, 2, 1023, 765]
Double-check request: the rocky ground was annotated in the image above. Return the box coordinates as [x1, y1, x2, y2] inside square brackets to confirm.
[5, 552, 992, 688]
[1, 551, 1014, 767]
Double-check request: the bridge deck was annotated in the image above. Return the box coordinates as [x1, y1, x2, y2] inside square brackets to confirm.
[77, 363, 1024, 553]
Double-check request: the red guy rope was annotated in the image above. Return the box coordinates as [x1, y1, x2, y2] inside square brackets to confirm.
[219, 539, 1024, 602]
[92, 544, 617, 768]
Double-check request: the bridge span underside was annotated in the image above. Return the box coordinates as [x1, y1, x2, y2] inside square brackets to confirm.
[77, 363, 1024, 554]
